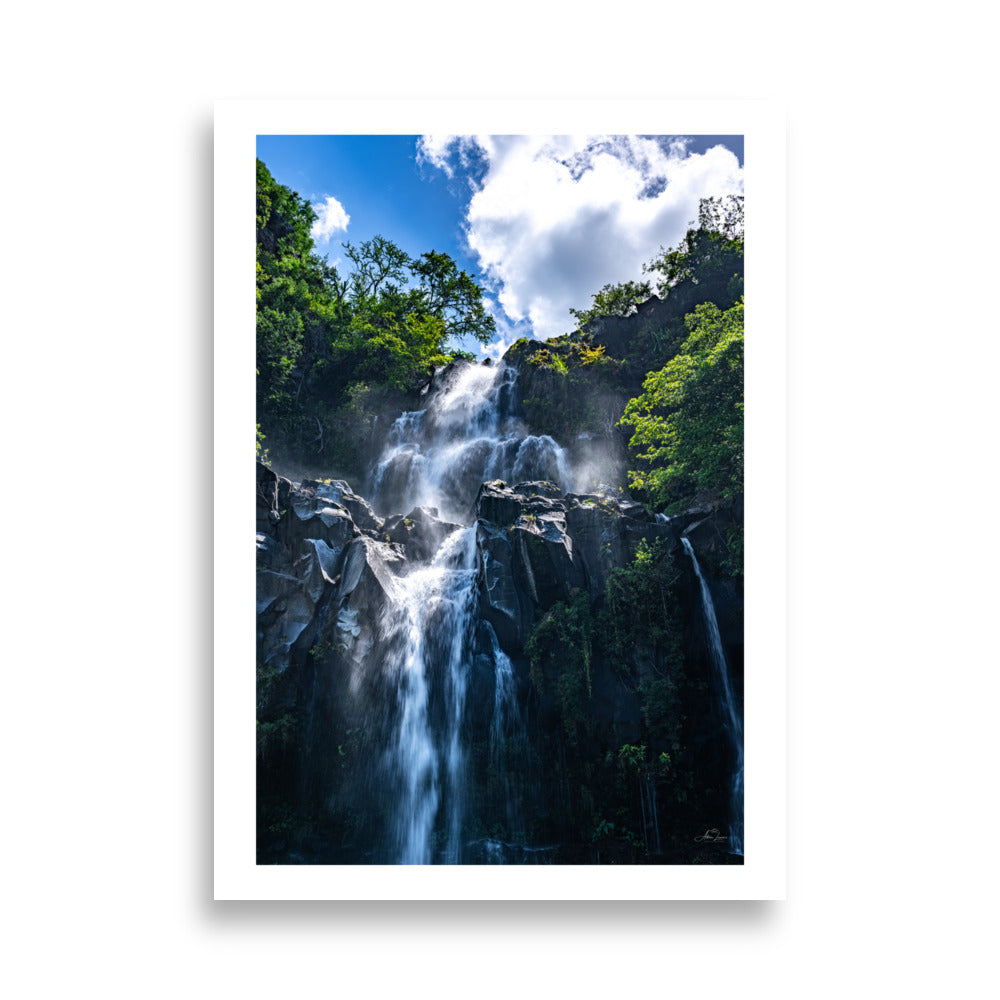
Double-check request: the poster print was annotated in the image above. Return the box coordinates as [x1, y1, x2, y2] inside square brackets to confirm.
[215, 101, 785, 900]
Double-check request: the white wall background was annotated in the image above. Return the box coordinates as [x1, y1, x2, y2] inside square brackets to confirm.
[2, 3, 995, 996]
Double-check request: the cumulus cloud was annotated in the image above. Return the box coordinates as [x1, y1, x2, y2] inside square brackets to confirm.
[420, 134, 744, 344]
[310, 195, 350, 243]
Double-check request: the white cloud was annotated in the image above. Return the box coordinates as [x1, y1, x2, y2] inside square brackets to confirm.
[416, 134, 484, 183]
[416, 134, 460, 177]
[421, 134, 744, 342]
[310, 195, 350, 243]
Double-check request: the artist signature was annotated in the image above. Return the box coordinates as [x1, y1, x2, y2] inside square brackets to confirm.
[694, 828, 728, 844]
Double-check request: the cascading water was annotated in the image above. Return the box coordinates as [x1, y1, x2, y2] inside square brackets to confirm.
[259, 354, 747, 866]
[370, 363, 569, 524]
[382, 526, 478, 863]
[367, 361, 568, 863]
[681, 535, 744, 856]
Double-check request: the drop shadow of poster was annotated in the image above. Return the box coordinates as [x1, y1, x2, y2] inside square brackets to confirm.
[215, 99, 785, 900]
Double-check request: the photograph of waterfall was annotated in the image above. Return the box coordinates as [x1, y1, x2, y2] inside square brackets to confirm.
[218, 101, 785, 896]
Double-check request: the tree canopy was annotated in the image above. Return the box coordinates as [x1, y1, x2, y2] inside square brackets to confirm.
[255, 159, 495, 474]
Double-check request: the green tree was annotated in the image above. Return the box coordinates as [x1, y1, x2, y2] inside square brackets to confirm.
[569, 279, 652, 328]
[643, 194, 744, 305]
[621, 299, 744, 510]
[255, 160, 337, 414]
[411, 249, 497, 347]
[255, 158, 497, 472]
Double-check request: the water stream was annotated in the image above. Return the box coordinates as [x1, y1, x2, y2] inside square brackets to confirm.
[681, 535, 744, 856]
[370, 361, 567, 863]
[371, 363, 568, 524]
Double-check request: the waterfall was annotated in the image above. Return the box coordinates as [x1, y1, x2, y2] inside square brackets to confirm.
[681, 535, 744, 856]
[383, 526, 477, 863]
[371, 362, 569, 525]
[367, 361, 567, 863]
[485, 620, 527, 849]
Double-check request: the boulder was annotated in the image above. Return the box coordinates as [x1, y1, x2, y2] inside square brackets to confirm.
[384, 506, 461, 564]
[257, 536, 342, 673]
[476, 480, 524, 526]
[511, 480, 562, 499]
[279, 496, 359, 554]
[299, 478, 384, 533]
[510, 510, 584, 607]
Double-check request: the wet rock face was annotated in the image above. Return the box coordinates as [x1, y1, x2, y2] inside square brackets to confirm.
[476, 519, 532, 652]
[384, 506, 462, 565]
[256, 462, 293, 533]
[257, 443, 744, 862]
[510, 508, 583, 607]
[334, 535, 404, 676]
[259, 463, 741, 687]
[255, 466, 401, 692]
[298, 479, 384, 534]
[473, 480, 675, 653]
[279, 496, 358, 555]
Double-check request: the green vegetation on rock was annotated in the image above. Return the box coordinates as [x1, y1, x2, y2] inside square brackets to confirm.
[621, 299, 744, 511]
[521, 537, 702, 859]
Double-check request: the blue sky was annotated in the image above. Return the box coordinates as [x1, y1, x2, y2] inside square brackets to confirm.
[256, 134, 744, 356]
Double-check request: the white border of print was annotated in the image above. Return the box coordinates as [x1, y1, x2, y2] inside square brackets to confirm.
[215, 99, 786, 901]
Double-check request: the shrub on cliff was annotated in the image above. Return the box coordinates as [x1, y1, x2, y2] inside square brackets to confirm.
[621, 299, 744, 511]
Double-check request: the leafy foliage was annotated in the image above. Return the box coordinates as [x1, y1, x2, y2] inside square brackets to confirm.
[569, 279, 652, 327]
[621, 300, 744, 510]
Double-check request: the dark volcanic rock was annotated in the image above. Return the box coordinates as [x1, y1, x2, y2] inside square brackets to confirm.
[333, 535, 404, 673]
[580, 295, 672, 357]
[279, 496, 359, 554]
[511, 480, 562, 499]
[475, 481, 523, 526]
[257, 536, 343, 672]
[299, 478, 384, 533]
[384, 506, 461, 564]
[476, 520, 533, 652]
[474, 481, 674, 651]
[256, 461, 293, 533]
[563, 495, 671, 598]
[256, 467, 399, 682]
[510, 509, 584, 608]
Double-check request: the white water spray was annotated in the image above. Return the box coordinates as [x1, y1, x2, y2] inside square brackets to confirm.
[371, 363, 569, 525]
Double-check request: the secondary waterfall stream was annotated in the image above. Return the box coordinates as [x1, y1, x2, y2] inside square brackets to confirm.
[681, 535, 744, 856]
[368, 361, 567, 863]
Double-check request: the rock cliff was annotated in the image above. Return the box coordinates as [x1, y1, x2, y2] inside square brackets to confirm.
[256, 452, 743, 864]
